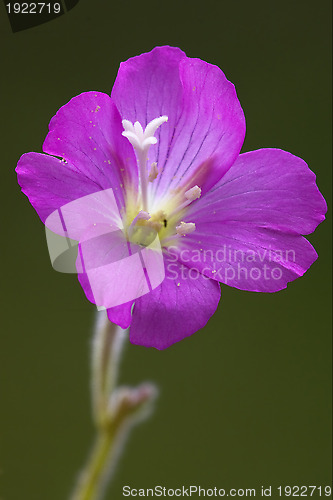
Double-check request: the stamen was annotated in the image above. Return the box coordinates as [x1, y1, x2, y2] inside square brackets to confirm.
[176, 222, 196, 236]
[128, 210, 151, 237]
[122, 116, 168, 212]
[148, 162, 159, 182]
[185, 185, 201, 201]
[133, 210, 151, 223]
[168, 185, 201, 219]
[128, 210, 150, 229]
[162, 221, 196, 246]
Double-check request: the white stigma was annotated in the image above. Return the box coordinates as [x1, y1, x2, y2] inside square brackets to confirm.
[122, 116, 168, 153]
[176, 222, 196, 236]
[122, 116, 168, 211]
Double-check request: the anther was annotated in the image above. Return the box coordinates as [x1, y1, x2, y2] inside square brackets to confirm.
[185, 185, 201, 201]
[148, 162, 159, 182]
[128, 210, 151, 238]
[176, 222, 196, 236]
[135, 211, 151, 222]
[168, 185, 202, 219]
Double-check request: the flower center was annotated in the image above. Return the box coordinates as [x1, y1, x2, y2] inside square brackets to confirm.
[122, 116, 200, 247]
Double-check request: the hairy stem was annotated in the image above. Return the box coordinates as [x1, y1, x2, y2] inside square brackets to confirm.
[70, 428, 116, 500]
[70, 311, 157, 500]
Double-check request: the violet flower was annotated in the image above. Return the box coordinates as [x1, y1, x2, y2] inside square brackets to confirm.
[16, 46, 327, 349]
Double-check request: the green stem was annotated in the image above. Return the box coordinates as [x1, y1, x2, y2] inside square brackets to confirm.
[71, 428, 116, 500]
[70, 312, 157, 500]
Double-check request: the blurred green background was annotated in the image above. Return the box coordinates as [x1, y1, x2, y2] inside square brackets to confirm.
[1, 1, 331, 498]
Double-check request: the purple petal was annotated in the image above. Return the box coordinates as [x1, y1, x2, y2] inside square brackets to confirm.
[189, 149, 327, 234]
[16, 152, 102, 223]
[43, 91, 138, 209]
[111, 46, 245, 200]
[77, 269, 136, 329]
[44, 189, 123, 242]
[76, 227, 147, 308]
[76, 223, 165, 310]
[107, 302, 134, 329]
[174, 228, 318, 292]
[175, 149, 326, 292]
[129, 255, 221, 349]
